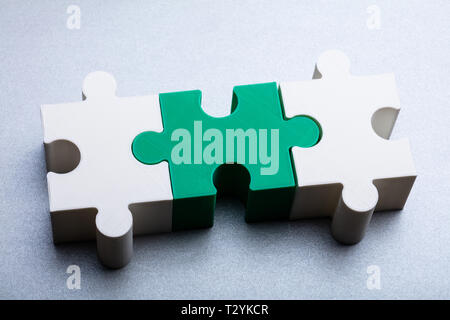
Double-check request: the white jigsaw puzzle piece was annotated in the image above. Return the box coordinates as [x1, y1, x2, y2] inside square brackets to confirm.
[280, 50, 416, 244]
[41, 71, 173, 268]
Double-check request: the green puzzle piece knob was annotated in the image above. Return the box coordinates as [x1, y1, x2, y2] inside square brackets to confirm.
[133, 83, 320, 230]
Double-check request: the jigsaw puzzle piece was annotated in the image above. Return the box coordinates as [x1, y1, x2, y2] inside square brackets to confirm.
[41, 71, 173, 268]
[133, 83, 320, 230]
[279, 50, 416, 244]
[231, 84, 320, 222]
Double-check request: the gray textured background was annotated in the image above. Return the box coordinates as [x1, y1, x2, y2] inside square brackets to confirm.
[0, 0, 449, 299]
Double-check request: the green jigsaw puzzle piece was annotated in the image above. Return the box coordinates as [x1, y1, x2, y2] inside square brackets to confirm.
[132, 82, 320, 231]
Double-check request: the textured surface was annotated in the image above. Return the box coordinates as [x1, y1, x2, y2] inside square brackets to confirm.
[0, 0, 449, 299]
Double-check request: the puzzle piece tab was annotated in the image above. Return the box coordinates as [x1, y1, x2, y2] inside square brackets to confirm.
[132, 83, 320, 230]
[41, 72, 173, 268]
[279, 50, 417, 244]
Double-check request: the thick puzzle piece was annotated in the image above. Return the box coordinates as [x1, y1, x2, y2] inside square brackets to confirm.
[279, 50, 417, 244]
[41, 72, 173, 268]
[132, 83, 320, 229]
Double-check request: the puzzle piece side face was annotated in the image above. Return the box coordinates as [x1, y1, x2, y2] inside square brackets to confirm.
[42, 71, 173, 268]
[279, 50, 416, 244]
[132, 82, 320, 228]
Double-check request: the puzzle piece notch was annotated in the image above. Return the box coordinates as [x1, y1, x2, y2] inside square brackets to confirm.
[133, 83, 320, 230]
[280, 50, 416, 244]
[41, 71, 173, 268]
